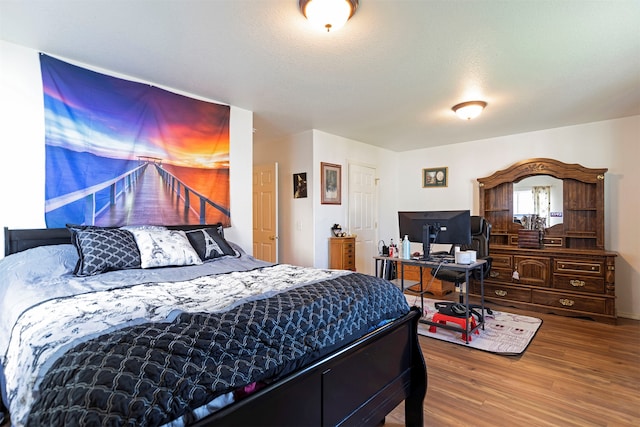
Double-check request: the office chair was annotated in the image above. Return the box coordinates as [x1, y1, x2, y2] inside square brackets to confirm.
[430, 216, 493, 306]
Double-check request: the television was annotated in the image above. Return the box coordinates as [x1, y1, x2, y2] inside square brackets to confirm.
[398, 210, 472, 260]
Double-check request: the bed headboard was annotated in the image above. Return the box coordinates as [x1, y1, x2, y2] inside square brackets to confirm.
[4, 227, 72, 255]
[4, 223, 224, 256]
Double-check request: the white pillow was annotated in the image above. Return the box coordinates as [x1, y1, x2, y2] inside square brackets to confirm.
[128, 228, 202, 269]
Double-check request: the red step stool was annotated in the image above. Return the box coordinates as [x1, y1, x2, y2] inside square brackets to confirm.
[429, 312, 479, 342]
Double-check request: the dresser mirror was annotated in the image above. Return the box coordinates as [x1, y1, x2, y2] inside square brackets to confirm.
[513, 175, 563, 228]
[478, 158, 607, 250]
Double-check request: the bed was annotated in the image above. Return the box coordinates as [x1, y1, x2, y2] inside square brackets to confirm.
[0, 224, 426, 426]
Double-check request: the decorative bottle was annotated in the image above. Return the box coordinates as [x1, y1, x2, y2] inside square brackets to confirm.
[389, 238, 395, 257]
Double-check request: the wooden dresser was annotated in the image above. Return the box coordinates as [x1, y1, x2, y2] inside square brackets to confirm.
[470, 246, 616, 323]
[329, 237, 356, 271]
[471, 158, 617, 324]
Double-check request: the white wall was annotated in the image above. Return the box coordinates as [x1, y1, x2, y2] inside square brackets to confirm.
[311, 130, 397, 273]
[390, 116, 640, 319]
[0, 40, 254, 255]
[225, 107, 254, 252]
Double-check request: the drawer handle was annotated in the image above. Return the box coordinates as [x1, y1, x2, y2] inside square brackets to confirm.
[559, 298, 575, 307]
[569, 279, 586, 287]
[495, 290, 507, 297]
[490, 271, 500, 278]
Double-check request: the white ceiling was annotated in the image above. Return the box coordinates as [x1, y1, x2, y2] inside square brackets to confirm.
[1, 0, 639, 152]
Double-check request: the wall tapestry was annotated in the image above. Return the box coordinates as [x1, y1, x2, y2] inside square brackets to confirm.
[40, 54, 231, 228]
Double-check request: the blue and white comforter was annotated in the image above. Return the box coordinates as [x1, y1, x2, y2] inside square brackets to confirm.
[0, 244, 407, 426]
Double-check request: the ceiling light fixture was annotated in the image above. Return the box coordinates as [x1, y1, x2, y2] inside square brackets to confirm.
[299, 0, 359, 32]
[452, 100, 487, 120]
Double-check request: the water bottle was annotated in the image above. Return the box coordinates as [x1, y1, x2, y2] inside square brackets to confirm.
[402, 235, 411, 259]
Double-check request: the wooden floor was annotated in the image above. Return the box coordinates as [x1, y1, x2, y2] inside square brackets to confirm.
[385, 300, 640, 427]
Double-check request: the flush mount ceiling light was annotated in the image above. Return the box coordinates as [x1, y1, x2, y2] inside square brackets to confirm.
[452, 100, 488, 120]
[299, 0, 359, 32]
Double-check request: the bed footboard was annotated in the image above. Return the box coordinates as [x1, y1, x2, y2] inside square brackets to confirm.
[195, 307, 426, 426]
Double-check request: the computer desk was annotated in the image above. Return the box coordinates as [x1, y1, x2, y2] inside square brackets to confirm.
[374, 255, 487, 344]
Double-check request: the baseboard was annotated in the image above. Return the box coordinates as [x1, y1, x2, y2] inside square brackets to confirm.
[617, 311, 640, 321]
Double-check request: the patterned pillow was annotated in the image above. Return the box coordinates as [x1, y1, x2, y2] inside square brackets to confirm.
[185, 227, 238, 261]
[128, 228, 202, 269]
[67, 225, 142, 276]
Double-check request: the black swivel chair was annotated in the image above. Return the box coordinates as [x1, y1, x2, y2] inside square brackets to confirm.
[430, 216, 493, 309]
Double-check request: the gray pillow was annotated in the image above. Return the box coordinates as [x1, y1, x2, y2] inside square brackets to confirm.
[67, 225, 141, 276]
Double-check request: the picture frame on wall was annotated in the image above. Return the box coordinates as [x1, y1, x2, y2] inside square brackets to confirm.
[321, 162, 341, 204]
[423, 167, 448, 188]
[293, 172, 307, 198]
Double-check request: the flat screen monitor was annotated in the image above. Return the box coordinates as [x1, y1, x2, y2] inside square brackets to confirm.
[398, 210, 471, 259]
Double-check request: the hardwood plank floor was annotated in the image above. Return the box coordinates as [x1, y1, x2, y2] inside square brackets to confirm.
[386, 301, 640, 427]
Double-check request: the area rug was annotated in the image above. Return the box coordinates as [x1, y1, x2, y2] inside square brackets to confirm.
[405, 295, 542, 355]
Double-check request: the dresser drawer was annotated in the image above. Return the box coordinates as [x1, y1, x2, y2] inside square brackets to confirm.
[490, 253, 512, 269]
[532, 290, 608, 314]
[343, 253, 355, 269]
[483, 283, 531, 303]
[542, 236, 563, 247]
[553, 274, 605, 294]
[486, 267, 513, 283]
[342, 245, 354, 259]
[554, 258, 604, 276]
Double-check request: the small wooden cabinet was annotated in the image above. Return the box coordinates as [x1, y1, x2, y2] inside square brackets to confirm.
[398, 263, 454, 297]
[473, 158, 617, 323]
[329, 237, 356, 271]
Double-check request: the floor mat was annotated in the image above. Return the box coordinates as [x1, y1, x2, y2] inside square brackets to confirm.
[406, 295, 542, 355]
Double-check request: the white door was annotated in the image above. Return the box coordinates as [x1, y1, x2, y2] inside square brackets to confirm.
[253, 163, 278, 263]
[348, 163, 377, 275]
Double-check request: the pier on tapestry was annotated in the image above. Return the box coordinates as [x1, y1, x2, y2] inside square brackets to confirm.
[40, 54, 230, 228]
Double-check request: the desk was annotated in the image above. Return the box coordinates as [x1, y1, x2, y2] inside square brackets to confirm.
[374, 256, 487, 344]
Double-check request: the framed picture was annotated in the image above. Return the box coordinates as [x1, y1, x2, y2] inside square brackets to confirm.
[293, 172, 307, 198]
[321, 162, 341, 204]
[423, 167, 448, 188]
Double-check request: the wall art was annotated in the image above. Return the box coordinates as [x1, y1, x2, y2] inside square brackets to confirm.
[293, 172, 307, 198]
[321, 162, 341, 204]
[422, 167, 448, 188]
[40, 54, 230, 228]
